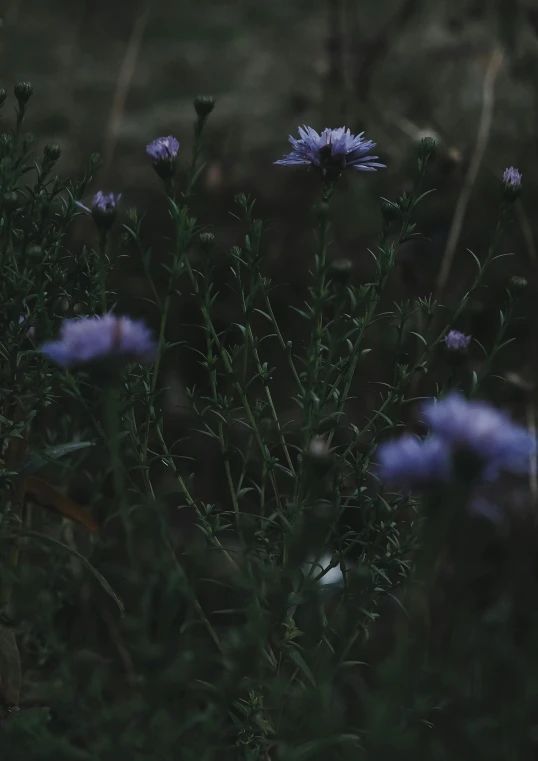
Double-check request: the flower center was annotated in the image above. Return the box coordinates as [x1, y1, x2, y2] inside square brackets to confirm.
[318, 143, 333, 165]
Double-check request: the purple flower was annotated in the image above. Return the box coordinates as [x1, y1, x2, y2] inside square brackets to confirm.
[146, 136, 180, 180]
[420, 392, 533, 477]
[146, 136, 180, 162]
[275, 126, 385, 173]
[444, 330, 471, 351]
[502, 167, 522, 202]
[376, 433, 452, 490]
[76, 191, 121, 230]
[503, 166, 522, 187]
[40, 315, 157, 368]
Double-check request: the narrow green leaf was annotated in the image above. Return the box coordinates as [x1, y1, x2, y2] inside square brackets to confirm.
[286, 647, 316, 687]
[409, 331, 428, 346]
[20, 441, 95, 475]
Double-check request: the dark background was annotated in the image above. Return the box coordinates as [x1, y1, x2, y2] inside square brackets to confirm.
[4, 0, 538, 501]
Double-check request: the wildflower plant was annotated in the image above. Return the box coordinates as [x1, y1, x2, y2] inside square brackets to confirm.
[1, 83, 537, 761]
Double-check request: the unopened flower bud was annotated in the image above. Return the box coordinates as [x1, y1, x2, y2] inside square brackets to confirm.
[419, 136, 437, 158]
[381, 198, 400, 223]
[193, 95, 215, 120]
[13, 81, 33, 106]
[199, 231, 215, 250]
[44, 142, 61, 162]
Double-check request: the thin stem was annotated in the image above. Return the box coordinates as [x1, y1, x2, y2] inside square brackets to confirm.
[104, 385, 129, 542]
[154, 425, 241, 573]
[141, 289, 172, 469]
[302, 179, 334, 445]
[263, 294, 304, 394]
[183, 257, 284, 516]
[98, 230, 108, 313]
[436, 47, 504, 294]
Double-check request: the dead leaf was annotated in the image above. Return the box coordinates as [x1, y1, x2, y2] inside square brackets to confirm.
[25, 476, 99, 535]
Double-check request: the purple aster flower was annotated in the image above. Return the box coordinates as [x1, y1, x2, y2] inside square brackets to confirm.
[146, 136, 180, 180]
[502, 166, 522, 202]
[76, 191, 121, 231]
[275, 126, 385, 174]
[420, 392, 533, 477]
[503, 166, 522, 187]
[376, 433, 452, 491]
[40, 315, 157, 369]
[444, 330, 471, 351]
[146, 136, 180, 162]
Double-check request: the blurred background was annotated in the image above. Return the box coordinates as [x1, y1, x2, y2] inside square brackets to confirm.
[2, 0, 538, 279]
[2, 0, 537, 237]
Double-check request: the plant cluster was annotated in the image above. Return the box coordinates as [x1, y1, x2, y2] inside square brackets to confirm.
[0, 84, 536, 760]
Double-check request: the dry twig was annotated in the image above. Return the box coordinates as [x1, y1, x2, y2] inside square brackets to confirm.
[102, 2, 151, 175]
[436, 48, 504, 294]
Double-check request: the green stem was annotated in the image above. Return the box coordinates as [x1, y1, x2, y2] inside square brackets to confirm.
[263, 294, 304, 394]
[184, 257, 285, 516]
[294, 178, 335, 509]
[303, 179, 333, 441]
[104, 386, 128, 536]
[141, 290, 172, 471]
[98, 231, 108, 313]
[154, 425, 241, 573]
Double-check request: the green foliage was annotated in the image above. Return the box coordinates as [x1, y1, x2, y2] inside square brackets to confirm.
[0, 84, 536, 761]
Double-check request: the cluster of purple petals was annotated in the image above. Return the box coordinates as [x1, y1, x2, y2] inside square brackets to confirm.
[503, 166, 522, 187]
[376, 433, 452, 490]
[444, 330, 471, 351]
[76, 191, 121, 215]
[377, 392, 534, 493]
[146, 136, 180, 162]
[93, 191, 121, 213]
[421, 393, 534, 480]
[275, 126, 385, 172]
[40, 315, 157, 368]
